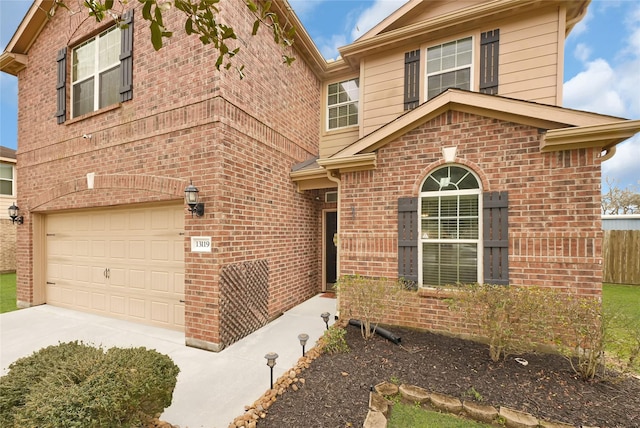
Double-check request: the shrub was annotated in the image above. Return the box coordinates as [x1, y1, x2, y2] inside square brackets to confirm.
[0, 341, 180, 428]
[337, 275, 408, 340]
[321, 326, 350, 355]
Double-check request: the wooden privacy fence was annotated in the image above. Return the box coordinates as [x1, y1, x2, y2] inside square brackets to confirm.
[603, 230, 640, 285]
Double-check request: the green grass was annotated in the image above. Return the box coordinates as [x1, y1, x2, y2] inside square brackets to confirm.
[388, 402, 494, 428]
[603, 283, 640, 373]
[0, 272, 18, 314]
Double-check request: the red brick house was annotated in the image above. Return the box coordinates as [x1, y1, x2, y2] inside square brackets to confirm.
[2, 0, 639, 350]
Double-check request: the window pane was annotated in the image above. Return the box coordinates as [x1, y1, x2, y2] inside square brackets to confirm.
[0, 164, 12, 179]
[99, 66, 120, 109]
[0, 180, 12, 195]
[441, 54, 455, 70]
[426, 58, 440, 74]
[327, 78, 359, 130]
[73, 40, 95, 82]
[98, 27, 121, 70]
[73, 78, 94, 117]
[422, 243, 477, 286]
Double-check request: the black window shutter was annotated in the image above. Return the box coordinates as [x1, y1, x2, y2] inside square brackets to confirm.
[404, 50, 420, 110]
[398, 197, 419, 283]
[56, 47, 67, 124]
[483, 191, 508, 285]
[479, 29, 499, 95]
[119, 9, 134, 102]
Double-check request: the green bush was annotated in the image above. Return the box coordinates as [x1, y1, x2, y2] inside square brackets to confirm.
[321, 326, 350, 355]
[0, 341, 179, 428]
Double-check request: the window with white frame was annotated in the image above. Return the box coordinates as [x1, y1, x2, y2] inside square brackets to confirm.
[327, 78, 359, 130]
[419, 165, 481, 286]
[426, 37, 472, 100]
[72, 26, 121, 118]
[0, 162, 14, 196]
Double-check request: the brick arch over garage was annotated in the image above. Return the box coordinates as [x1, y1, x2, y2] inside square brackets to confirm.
[29, 174, 187, 210]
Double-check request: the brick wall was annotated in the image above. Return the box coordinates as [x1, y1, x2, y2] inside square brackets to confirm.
[338, 111, 602, 335]
[14, 1, 321, 349]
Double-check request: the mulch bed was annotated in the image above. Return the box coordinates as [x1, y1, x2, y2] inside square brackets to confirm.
[257, 323, 640, 428]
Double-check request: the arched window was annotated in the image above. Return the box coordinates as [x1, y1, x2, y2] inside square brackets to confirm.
[419, 165, 481, 286]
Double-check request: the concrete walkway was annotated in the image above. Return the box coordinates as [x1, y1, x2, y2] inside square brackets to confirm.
[0, 294, 336, 428]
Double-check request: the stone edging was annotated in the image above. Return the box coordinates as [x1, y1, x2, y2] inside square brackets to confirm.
[365, 381, 601, 428]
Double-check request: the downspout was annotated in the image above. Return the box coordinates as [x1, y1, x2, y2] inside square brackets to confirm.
[326, 170, 341, 319]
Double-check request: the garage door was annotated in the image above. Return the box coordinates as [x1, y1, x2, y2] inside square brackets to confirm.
[46, 204, 185, 331]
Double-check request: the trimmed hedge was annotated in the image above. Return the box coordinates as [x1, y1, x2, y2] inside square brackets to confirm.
[0, 341, 179, 427]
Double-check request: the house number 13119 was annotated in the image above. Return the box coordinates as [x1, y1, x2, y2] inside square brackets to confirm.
[191, 237, 212, 253]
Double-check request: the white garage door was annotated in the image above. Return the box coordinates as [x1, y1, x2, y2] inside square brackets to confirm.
[46, 204, 185, 331]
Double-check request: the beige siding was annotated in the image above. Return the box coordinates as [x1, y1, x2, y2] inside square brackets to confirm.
[320, 128, 360, 158]
[361, 51, 406, 137]
[498, 8, 562, 104]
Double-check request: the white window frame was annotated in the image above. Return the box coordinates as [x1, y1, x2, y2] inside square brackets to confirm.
[425, 36, 474, 100]
[0, 162, 15, 197]
[326, 78, 360, 131]
[418, 165, 483, 287]
[71, 26, 121, 118]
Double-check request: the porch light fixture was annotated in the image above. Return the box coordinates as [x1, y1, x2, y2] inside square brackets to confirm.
[321, 312, 330, 330]
[298, 333, 309, 357]
[8, 203, 23, 225]
[184, 181, 204, 217]
[264, 352, 278, 389]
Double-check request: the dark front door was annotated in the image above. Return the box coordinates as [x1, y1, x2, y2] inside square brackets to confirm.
[325, 211, 337, 289]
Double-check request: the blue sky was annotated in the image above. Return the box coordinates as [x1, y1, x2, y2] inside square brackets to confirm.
[1, 0, 639, 190]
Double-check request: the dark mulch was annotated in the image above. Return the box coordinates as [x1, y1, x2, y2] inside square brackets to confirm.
[257, 323, 640, 428]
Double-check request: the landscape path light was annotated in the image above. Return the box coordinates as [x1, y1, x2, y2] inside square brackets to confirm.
[264, 352, 278, 390]
[321, 312, 330, 330]
[298, 333, 309, 357]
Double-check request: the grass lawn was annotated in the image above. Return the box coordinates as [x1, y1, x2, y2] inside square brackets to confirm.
[388, 402, 493, 428]
[0, 272, 18, 314]
[603, 283, 640, 373]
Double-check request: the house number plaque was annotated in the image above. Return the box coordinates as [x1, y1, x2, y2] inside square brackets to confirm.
[191, 236, 212, 253]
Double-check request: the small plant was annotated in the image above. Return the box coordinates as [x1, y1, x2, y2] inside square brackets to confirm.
[390, 375, 401, 385]
[0, 341, 179, 427]
[463, 387, 484, 401]
[321, 326, 350, 354]
[337, 275, 408, 340]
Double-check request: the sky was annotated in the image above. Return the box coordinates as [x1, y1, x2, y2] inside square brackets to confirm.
[1, 0, 639, 191]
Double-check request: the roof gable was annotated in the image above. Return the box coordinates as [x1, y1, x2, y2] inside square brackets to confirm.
[327, 89, 638, 160]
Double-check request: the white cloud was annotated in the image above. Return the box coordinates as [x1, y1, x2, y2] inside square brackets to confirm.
[602, 135, 640, 189]
[573, 43, 591, 62]
[287, 0, 324, 19]
[563, 59, 626, 117]
[350, 0, 409, 41]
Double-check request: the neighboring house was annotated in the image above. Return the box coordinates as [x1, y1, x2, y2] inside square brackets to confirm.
[0, 146, 17, 273]
[1, 0, 639, 350]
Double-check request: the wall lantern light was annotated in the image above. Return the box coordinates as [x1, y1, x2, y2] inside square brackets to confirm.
[8, 203, 23, 225]
[264, 352, 278, 389]
[298, 333, 309, 357]
[321, 312, 331, 330]
[184, 181, 204, 217]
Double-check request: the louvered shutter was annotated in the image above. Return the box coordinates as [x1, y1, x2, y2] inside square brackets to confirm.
[404, 50, 420, 110]
[479, 29, 499, 95]
[483, 191, 508, 284]
[119, 9, 134, 102]
[398, 197, 418, 283]
[56, 48, 67, 124]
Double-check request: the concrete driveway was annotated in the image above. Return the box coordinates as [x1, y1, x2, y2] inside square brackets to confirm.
[0, 294, 336, 428]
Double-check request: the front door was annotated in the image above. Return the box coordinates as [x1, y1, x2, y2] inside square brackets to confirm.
[325, 211, 337, 290]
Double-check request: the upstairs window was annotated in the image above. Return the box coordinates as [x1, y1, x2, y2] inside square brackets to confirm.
[72, 27, 121, 118]
[0, 163, 14, 196]
[327, 78, 359, 130]
[426, 37, 472, 100]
